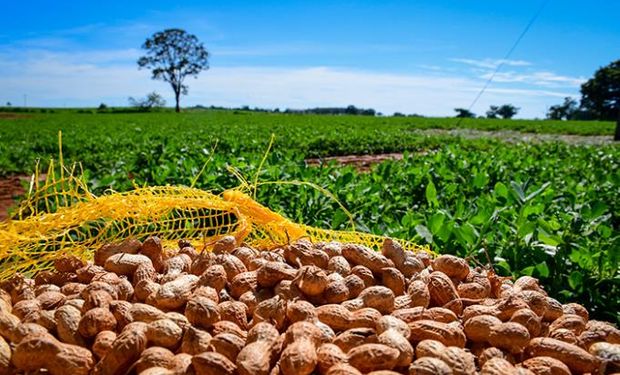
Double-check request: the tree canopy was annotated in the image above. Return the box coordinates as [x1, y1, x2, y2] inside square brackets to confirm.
[137, 29, 209, 112]
[454, 108, 475, 118]
[487, 104, 519, 119]
[486, 106, 500, 119]
[546, 97, 578, 120]
[128, 92, 167, 110]
[580, 59, 620, 121]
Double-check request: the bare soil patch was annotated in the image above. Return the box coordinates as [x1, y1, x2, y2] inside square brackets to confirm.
[414, 128, 615, 145]
[305, 153, 404, 171]
[0, 174, 48, 221]
[0, 113, 32, 120]
[0, 175, 28, 221]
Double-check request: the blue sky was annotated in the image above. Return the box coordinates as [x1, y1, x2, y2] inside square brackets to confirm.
[1, 1, 618, 118]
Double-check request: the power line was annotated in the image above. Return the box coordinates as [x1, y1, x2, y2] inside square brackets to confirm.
[457, 0, 550, 121]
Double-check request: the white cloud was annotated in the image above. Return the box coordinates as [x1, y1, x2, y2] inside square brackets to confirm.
[190, 66, 576, 117]
[481, 71, 586, 87]
[451, 58, 532, 69]
[451, 56, 585, 90]
[0, 48, 579, 118]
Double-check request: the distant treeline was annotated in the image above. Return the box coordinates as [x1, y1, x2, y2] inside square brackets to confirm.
[0, 107, 59, 113]
[196, 104, 381, 116]
[0, 104, 382, 116]
[283, 105, 376, 116]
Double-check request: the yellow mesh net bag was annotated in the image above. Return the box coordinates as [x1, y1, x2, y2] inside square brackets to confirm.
[0, 159, 430, 280]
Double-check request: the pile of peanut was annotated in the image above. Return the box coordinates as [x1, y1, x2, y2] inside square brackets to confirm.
[0, 236, 619, 375]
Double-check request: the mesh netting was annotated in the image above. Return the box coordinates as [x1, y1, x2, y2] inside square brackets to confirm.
[0, 161, 430, 280]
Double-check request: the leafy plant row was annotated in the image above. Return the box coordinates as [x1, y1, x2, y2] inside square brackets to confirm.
[0, 111, 615, 176]
[0, 111, 618, 322]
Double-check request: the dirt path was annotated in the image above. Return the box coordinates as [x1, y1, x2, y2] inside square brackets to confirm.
[413, 128, 615, 145]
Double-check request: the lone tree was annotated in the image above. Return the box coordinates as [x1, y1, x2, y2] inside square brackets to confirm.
[137, 29, 209, 112]
[580, 59, 620, 121]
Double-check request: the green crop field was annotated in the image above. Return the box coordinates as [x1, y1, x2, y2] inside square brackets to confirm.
[0, 110, 615, 176]
[0, 110, 618, 322]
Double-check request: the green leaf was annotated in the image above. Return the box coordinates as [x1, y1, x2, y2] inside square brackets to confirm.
[597, 224, 612, 238]
[538, 218, 561, 231]
[535, 262, 550, 278]
[428, 212, 446, 234]
[568, 272, 583, 290]
[524, 182, 551, 202]
[522, 204, 543, 218]
[494, 182, 509, 201]
[401, 212, 416, 227]
[590, 201, 608, 218]
[538, 229, 561, 247]
[341, 171, 354, 185]
[332, 210, 348, 229]
[415, 224, 433, 244]
[455, 223, 478, 246]
[473, 173, 489, 188]
[521, 266, 535, 276]
[517, 221, 536, 240]
[470, 206, 492, 225]
[495, 260, 512, 275]
[510, 181, 526, 202]
[425, 180, 438, 207]
[436, 221, 454, 243]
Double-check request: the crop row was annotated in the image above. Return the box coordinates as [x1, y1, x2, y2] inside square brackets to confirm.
[0, 111, 615, 176]
[0, 112, 618, 322]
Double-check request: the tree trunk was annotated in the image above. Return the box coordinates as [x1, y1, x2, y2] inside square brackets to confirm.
[175, 90, 181, 113]
[615, 108, 620, 141]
